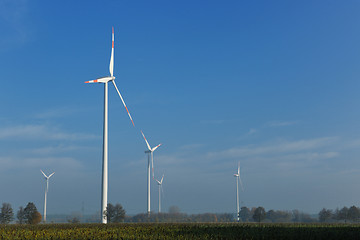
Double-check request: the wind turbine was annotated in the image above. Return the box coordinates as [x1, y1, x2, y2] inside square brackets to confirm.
[155, 174, 164, 213]
[85, 27, 135, 224]
[140, 130, 162, 215]
[40, 170, 55, 223]
[234, 162, 244, 222]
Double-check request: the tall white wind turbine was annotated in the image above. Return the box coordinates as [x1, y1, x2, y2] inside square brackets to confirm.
[140, 130, 162, 215]
[234, 162, 244, 222]
[85, 27, 135, 224]
[155, 174, 164, 213]
[40, 170, 55, 223]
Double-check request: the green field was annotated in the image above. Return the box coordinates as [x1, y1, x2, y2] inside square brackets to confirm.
[1, 223, 360, 240]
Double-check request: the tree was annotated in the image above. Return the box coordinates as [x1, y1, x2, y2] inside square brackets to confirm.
[266, 210, 276, 222]
[17, 206, 25, 224]
[32, 212, 42, 224]
[239, 207, 251, 222]
[104, 203, 115, 223]
[104, 203, 126, 223]
[272, 210, 292, 223]
[113, 204, 126, 222]
[318, 208, 332, 222]
[253, 207, 266, 223]
[338, 207, 349, 223]
[0, 203, 14, 224]
[24, 202, 41, 224]
[348, 206, 360, 222]
[292, 209, 316, 223]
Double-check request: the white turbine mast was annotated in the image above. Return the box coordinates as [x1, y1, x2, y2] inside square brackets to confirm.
[85, 27, 135, 224]
[140, 130, 162, 215]
[234, 162, 244, 222]
[155, 174, 164, 213]
[40, 170, 55, 223]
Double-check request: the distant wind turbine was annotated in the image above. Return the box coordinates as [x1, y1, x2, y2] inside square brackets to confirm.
[155, 174, 164, 213]
[85, 27, 135, 224]
[40, 170, 55, 223]
[234, 162, 244, 222]
[140, 130, 162, 215]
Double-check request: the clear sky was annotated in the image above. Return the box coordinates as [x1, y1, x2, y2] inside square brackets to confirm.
[1, 0, 360, 216]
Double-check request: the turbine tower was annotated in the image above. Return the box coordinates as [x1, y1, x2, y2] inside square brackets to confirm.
[40, 170, 55, 223]
[85, 27, 135, 223]
[234, 162, 244, 222]
[155, 174, 164, 213]
[140, 130, 162, 215]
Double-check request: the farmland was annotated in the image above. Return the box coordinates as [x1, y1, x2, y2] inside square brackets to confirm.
[1, 223, 360, 240]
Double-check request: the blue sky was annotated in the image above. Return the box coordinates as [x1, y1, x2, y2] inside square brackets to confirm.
[1, 0, 360, 217]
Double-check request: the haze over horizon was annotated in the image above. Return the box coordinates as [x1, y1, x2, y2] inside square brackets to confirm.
[1, 0, 360, 217]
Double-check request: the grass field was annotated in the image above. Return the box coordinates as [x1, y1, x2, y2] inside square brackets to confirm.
[1, 223, 360, 239]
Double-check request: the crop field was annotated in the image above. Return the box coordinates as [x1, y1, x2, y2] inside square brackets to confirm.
[1, 223, 360, 240]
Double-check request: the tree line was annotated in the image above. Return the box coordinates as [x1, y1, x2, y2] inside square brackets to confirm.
[3, 202, 360, 224]
[318, 206, 360, 223]
[238, 206, 316, 223]
[0, 202, 42, 224]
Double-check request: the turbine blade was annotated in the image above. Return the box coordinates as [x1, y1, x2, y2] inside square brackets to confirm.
[239, 177, 244, 191]
[155, 179, 161, 184]
[160, 174, 164, 184]
[85, 80, 99, 83]
[238, 162, 240, 175]
[48, 172, 55, 178]
[140, 130, 151, 151]
[151, 152, 154, 179]
[152, 143, 162, 152]
[40, 170, 47, 178]
[112, 80, 135, 126]
[109, 27, 114, 77]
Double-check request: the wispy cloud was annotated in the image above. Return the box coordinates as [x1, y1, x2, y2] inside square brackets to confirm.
[0, 156, 83, 172]
[30, 145, 92, 155]
[34, 107, 77, 119]
[247, 128, 257, 135]
[208, 137, 338, 159]
[0, 124, 99, 141]
[149, 137, 341, 175]
[179, 143, 204, 151]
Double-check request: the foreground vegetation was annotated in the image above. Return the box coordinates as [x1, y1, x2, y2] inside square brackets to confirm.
[1, 223, 360, 240]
